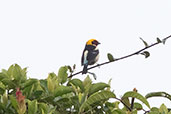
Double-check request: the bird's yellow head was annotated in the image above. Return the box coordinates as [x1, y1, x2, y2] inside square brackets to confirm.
[86, 39, 100, 46]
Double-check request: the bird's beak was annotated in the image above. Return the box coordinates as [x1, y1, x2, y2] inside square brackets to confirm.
[98, 42, 101, 45]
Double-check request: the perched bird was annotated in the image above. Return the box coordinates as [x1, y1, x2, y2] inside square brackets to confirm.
[81, 39, 100, 74]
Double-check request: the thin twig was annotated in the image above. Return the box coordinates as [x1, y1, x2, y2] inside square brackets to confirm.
[115, 98, 132, 111]
[68, 35, 171, 78]
[131, 88, 138, 110]
[143, 109, 150, 114]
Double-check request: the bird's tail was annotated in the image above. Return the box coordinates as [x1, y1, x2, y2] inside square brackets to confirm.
[82, 64, 88, 74]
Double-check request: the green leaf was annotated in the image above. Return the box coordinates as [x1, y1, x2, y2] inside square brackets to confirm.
[122, 91, 150, 109]
[9, 95, 18, 111]
[73, 64, 76, 70]
[107, 78, 112, 91]
[28, 100, 38, 114]
[0, 73, 7, 81]
[145, 92, 171, 101]
[140, 37, 148, 47]
[54, 86, 73, 97]
[67, 64, 76, 74]
[13, 64, 23, 81]
[23, 78, 38, 88]
[83, 76, 92, 93]
[105, 102, 115, 109]
[113, 101, 120, 108]
[67, 66, 72, 73]
[0, 88, 5, 95]
[89, 82, 110, 95]
[107, 53, 115, 62]
[151, 107, 159, 112]
[36, 82, 43, 91]
[41, 109, 45, 114]
[48, 106, 57, 114]
[33, 90, 43, 99]
[48, 72, 57, 78]
[47, 73, 59, 94]
[2, 93, 8, 106]
[83, 76, 92, 86]
[40, 80, 48, 93]
[55, 96, 70, 103]
[79, 90, 116, 112]
[148, 111, 160, 114]
[80, 93, 87, 105]
[0, 82, 5, 95]
[133, 102, 143, 110]
[122, 97, 131, 108]
[105, 101, 120, 112]
[159, 104, 168, 114]
[22, 85, 33, 98]
[57, 66, 68, 84]
[7, 64, 27, 86]
[141, 51, 150, 58]
[68, 79, 84, 92]
[38, 103, 48, 114]
[1, 78, 16, 89]
[162, 38, 167, 44]
[78, 93, 83, 104]
[0, 102, 5, 112]
[47, 75, 55, 93]
[7, 64, 14, 78]
[157, 38, 162, 43]
[111, 108, 126, 114]
[41, 95, 54, 104]
[132, 109, 138, 114]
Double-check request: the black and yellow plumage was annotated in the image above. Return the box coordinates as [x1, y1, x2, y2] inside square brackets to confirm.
[81, 39, 100, 74]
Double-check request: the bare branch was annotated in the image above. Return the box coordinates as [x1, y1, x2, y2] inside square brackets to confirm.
[68, 35, 171, 78]
[115, 97, 132, 111]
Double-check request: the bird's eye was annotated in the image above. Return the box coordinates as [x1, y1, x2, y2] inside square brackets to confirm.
[92, 40, 99, 45]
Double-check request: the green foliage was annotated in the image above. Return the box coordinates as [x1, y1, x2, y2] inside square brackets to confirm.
[107, 53, 115, 62]
[140, 37, 148, 47]
[28, 100, 37, 114]
[57, 66, 68, 84]
[0, 64, 170, 114]
[149, 104, 171, 114]
[79, 90, 116, 113]
[157, 38, 162, 43]
[122, 91, 150, 108]
[10, 95, 18, 111]
[0, 64, 27, 90]
[141, 51, 150, 58]
[54, 86, 73, 97]
[146, 91, 171, 101]
[89, 82, 110, 95]
[133, 102, 143, 110]
[67, 78, 84, 92]
[162, 37, 169, 44]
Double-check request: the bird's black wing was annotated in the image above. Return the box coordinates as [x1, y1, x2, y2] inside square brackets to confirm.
[81, 49, 85, 66]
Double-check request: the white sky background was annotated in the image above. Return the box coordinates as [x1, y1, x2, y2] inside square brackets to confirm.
[0, 0, 171, 110]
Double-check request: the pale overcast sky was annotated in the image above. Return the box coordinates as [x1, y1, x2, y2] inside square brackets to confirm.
[0, 0, 171, 109]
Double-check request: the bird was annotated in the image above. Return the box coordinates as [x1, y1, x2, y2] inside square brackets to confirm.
[81, 39, 100, 74]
